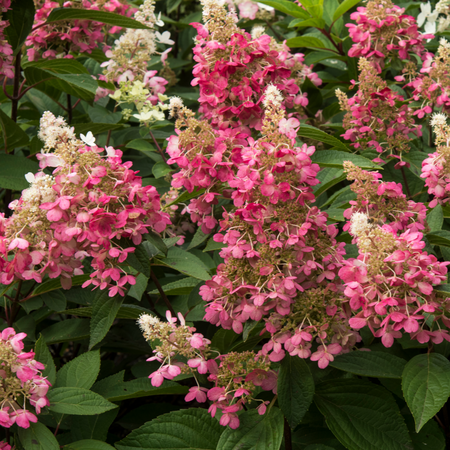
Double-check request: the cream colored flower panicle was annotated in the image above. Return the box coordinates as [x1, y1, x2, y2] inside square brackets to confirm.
[168, 96, 184, 118]
[19, 173, 56, 210]
[263, 84, 283, 108]
[251, 25, 266, 39]
[349, 212, 373, 237]
[430, 112, 450, 146]
[137, 313, 162, 336]
[38, 111, 76, 149]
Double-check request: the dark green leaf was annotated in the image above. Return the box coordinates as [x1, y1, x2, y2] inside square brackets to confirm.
[298, 125, 350, 152]
[314, 379, 413, 450]
[73, 123, 124, 136]
[39, 289, 67, 312]
[145, 231, 168, 257]
[47, 387, 118, 415]
[333, 0, 361, 21]
[0, 153, 38, 190]
[32, 275, 90, 296]
[70, 409, 119, 442]
[330, 351, 407, 379]
[311, 150, 381, 169]
[278, 355, 315, 429]
[18, 422, 59, 450]
[148, 277, 199, 296]
[46, 8, 150, 29]
[211, 329, 240, 353]
[115, 409, 224, 450]
[4, 0, 35, 56]
[41, 319, 90, 344]
[93, 377, 187, 402]
[126, 242, 151, 277]
[89, 291, 124, 349]
[63, 441, 115, 450]
[257, 0, 310, 19]
[24, 66, 98, 103]
[404, 414, 445, 450]
[427, 230, 450, 248]
[34, 334, 57, 385]
[153, 161, 172, 179]
[217, 408, 284, 450]
[155, 247, 211, 281]
[166, 188, 206, 207]
[55, 351, 100, 390]
[0, 110, 30, 152]
[286, 36, 330, 49]
[427, 205, 443, 232]
[402, 353, 450, 432]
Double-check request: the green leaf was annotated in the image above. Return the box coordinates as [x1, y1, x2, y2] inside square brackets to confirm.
[314, 379, 413, 450]
[146, 231, 168, 256]
[23, 58, 90, 74]
[315, 171, 346, 198]
[46, 8, 150, 29]
[73, 123, 124, 136]
[404, 414, 446, 450]
[115, 409, 224, 450]
[47, 387, 118, 415]
[126, 139, 157, 158]
[0, 109, 30, 154]
[62, 304, 152, 319]
[278, 355, 315, 429]
[297, 0, 324, 19]
[41, 318, 90, 344]
[286, 36, 330, 49]
[34, 334, 57, 385]
[63, 441, 116, 450]
[427, 230, 450, 247]
[329, 351, 407, 379]
[289, 17, 325, 28]
[32, 274, 90, 296]
[24, 65, 98, 103]
[39, 289, 67, 312]
[128, 273, 149, 301]
[188, 228, 210, 250]
[87, 105, 122, 124]
[166, 188, 206, 207]
[70, 409, 119, 442]
[427, 205, 443, 232]
[155, 247, 211, 281]
[148, 277, 199, 296]
[93, 377, 187, 402]
[333, 0, 361, 21]
[126, 242, 151, 277]
[89, 291, 124, 349]
[204, 236, 226, 252]
[18, 422, 60, 450]
[153, 161, 172, 179]
[256, 0, 310, 19]
[311, 150, 380, 170]
[0, 153, 38, 190]
[402, 353, 450, 432]
[217, 408, 284, 450]
[211, 328, 240, 353]
[298, 125, 350, 152]
[55, 351, 100, 390]
[4, 0, 35, 56]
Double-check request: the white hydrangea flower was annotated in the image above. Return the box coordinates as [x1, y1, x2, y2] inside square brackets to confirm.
[155, 31, 175, 45]
[350, 212, 373, 237]
[263, 84, 283, 108]
[80, 131, 96, 146]
[431, 113, 447, 127]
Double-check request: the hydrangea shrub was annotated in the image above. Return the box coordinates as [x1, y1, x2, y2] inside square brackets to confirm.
[0, 0, 448, 449]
